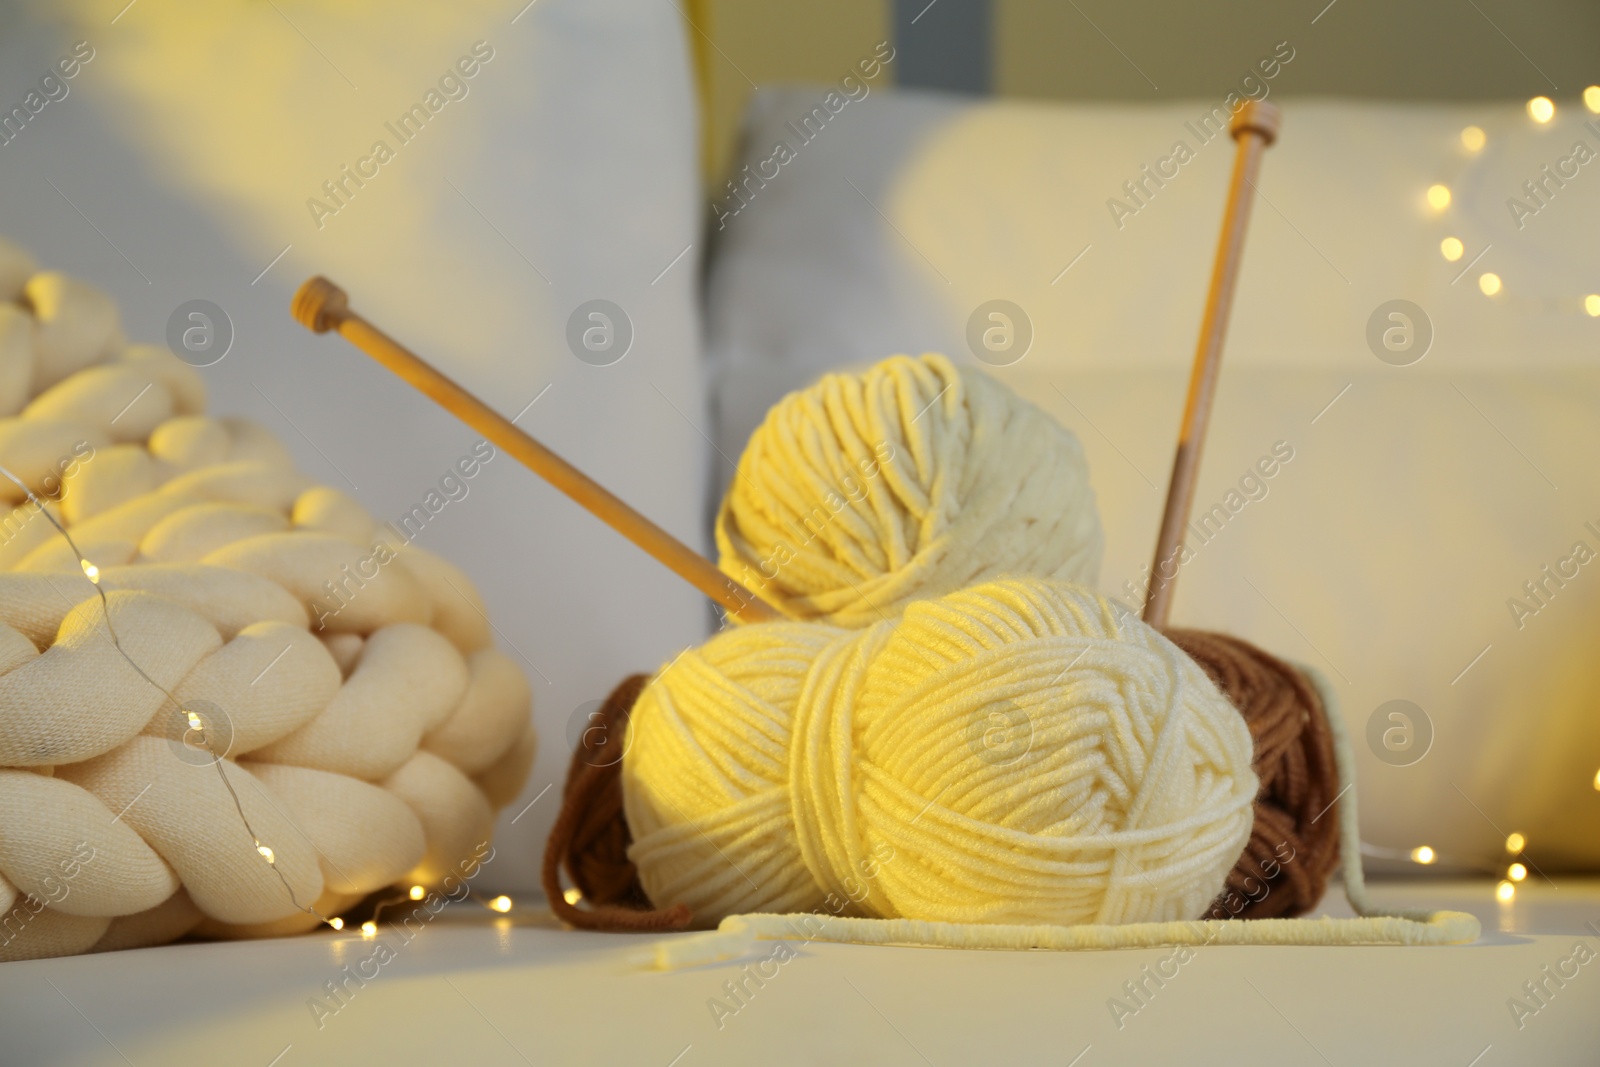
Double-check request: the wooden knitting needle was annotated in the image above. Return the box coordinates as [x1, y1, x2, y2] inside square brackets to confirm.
[290, 277, 780, 623]
[1143, 100, 1280, 629]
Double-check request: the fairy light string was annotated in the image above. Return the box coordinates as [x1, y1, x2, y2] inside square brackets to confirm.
[0, 460, 332, 927]
[2, 460, 525, 934]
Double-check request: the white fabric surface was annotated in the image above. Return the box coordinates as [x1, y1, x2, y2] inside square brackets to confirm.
[0, 880, 1593, 1065]
[0, 0, 710, 892]
[704, 89, 1600, 870]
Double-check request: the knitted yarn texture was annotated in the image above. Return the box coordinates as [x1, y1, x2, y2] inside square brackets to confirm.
[711, 353, 1340, 919]
[638, 664, 1480, 965]
[0, 239, 535, 961]
[716, 354, 1104, 627]
[623, 577, 1257, 928]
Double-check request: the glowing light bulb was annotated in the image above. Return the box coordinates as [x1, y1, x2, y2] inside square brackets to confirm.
[81, 560, 100, 583]
[1496, 880, 1516, 902]
[1585, 295, 1600, 317]
[1527, 96, 1555, 124]
[1479, 273, 1502, 296]
[187, 711, 204, 732]
[1586, 86, 1600, 114]
[328, 917, 344, 930]
[489, 895, 513, 913]
[1440, 237, 1464, 261]
[1593, 768, 1600, 791]
[256, 844, 275, 864]
[408, 885, 426, 901]
[1505, 832, 1526, 854]
[563, 887, 582, 905]
[1460, 125, 1486, 152]
[360, 921, 377, 937]
[1410, 845, 1436, 865]
[1426, 184, 1452, 210]
[1508, 863, 1528, 882]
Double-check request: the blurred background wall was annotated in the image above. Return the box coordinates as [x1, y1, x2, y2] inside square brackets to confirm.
[689, 0, 1600, 186]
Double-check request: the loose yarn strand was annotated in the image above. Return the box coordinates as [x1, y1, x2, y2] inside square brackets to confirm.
[1312, 665, 1435, 923]
[636, 907, 1481, 970]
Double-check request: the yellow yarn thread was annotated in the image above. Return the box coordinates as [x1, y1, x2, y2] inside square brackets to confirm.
[637, 664, 1483, 965]
[716, 354, 1103, 627]
[642, 909, 1482, 970]
[622, 577, 1257, 929]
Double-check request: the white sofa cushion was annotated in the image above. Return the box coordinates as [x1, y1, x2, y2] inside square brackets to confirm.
[0, 0, 709, 890]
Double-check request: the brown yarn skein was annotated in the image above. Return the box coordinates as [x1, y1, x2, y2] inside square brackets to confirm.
[1166, 629, 1341, 920]
[544, 632, 1341, 929]
[541, 674, 690, 932]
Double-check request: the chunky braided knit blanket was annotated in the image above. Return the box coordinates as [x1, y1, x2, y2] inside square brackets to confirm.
[0, 239, 535, 961]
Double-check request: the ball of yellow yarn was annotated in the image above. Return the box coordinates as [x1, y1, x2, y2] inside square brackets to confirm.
[716, 354, 1103, 627]
[622, 576, 1257, 928]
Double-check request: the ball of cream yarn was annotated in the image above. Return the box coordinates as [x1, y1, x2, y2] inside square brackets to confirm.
[0, 239, 536, 961]
[622, 576, 1257, 928]
[716, 353, 1103, 628]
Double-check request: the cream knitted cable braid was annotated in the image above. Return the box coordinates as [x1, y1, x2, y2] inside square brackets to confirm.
[0, 461, 331, 927]
[0, 243, 537, 960]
